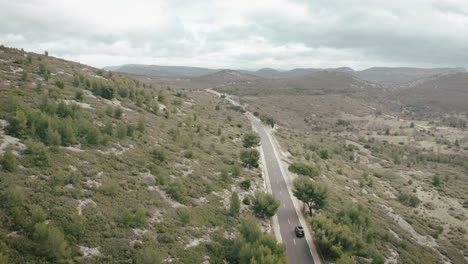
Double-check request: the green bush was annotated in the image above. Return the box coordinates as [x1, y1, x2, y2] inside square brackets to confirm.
[252, 192, 280, 218]
[288, 162, 319, 177]
[371, 252, 385, 264]
[240, 149, 260, 168]
[240, 179, 251, 190]
[25, 141, 50, 167]
[1, 147, 17, 172]
[398, 192, 421, 207]
[136, 246, 162, 264]
[242, 132, 260, 148]
[152, 148, 167, 163]
[312, 215, 365, 259]
[227, 216, 286, 263]
[230, 192, 240, 217]
[177, 207, 191, 226]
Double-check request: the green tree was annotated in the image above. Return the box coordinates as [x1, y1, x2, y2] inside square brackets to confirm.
[233, 216, 287, 264]
[7, 110, 28, 138]
[312, 215, 365, 259]
[240, 149, 260, 168]
[243, 131, 261, 148]
[25, 141, 50, 167]
[30, 205, 47, 226]
[252, 192, 280, 218]
[33, 223, 70, 261]
[293, 177, 328, 216]
[1, 146, 17, 172]
[230, 192, 241, 217]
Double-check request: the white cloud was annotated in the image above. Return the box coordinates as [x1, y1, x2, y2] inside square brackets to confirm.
[1, 0, 467, 70]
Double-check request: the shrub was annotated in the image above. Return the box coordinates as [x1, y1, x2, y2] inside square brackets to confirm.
[240, 179, 251, 190]
[229, 216, 286, 263]
[157, 233, 175, 244]
[136, 246, 162, 264]
[101, 180, 120, 197]
[288, 162, 319, 177]
[230, 192, 240, 217]
[152, 148, 167, 163]
[177, 207, 191, 226]
[398, 192, 421, 207]
[432, 174, 441, 187]
[25, 141, 50, 167]
[372, 252, 385, 264]
[252, 192, 280, 218]
[240, 149, 260, 168]
[312, 215, 365, 259]
[1, 147, 17, 172]
[55, 80, 65, 89]
[243, 132, 261, 148]
[319, 149, 329, 159]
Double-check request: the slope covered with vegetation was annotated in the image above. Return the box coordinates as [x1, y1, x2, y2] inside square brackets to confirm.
[216, 77, 468, 264]
[0, 46, 284, 263]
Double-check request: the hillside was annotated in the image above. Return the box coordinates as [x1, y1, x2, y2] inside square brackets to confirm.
[104, 64, 218, 78]
[214, 71, 382, 97]
[356, 67, 466, 84]
[0, 46, 285, 263]
[215, 72, 468, 264]
[190, 70, 262, 89]
[109, 64, 466, 85]
[396, 72, 468, 115]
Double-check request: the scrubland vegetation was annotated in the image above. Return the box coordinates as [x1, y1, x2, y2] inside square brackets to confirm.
[215, 75, 468, 264]
[0, 46, 283, 263]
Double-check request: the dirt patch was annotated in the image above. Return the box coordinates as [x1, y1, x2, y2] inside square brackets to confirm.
[79, 245, 101, 257]
[148, 186, 186, 208]
[416, 187, 468, 230]
[382, 204, 438, 248]
[97, 144, 134, 155]
[0, 119, 26, 155]
[104, 98, 133, 112]
[64, 99, 94, 109]
[184, 237, 211, 249]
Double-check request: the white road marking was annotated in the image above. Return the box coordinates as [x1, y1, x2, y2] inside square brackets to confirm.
[279, 190, 282, 195]
[293, 239, 296, 245]
[288, 218, 290, 224]
[283, 204, 285, 208]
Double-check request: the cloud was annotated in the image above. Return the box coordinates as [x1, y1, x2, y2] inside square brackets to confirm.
[1, 0, 467, 69]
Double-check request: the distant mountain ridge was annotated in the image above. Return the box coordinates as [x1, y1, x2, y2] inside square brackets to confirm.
[105, 64, 466, 84]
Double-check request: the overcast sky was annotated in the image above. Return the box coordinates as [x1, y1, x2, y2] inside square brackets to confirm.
[2, 0, 468, 70]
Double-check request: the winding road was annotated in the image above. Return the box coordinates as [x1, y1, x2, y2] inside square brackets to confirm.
[246, 112, 317, 264]
[207, 89, 321, 264]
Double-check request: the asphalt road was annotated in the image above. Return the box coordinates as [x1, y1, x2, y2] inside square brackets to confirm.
[246, 113, 315, 264]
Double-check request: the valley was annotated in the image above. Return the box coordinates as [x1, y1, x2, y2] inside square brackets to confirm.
[1, 45, 467, 264]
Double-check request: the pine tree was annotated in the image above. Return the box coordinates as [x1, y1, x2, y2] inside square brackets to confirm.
[230, 192, 240, 217]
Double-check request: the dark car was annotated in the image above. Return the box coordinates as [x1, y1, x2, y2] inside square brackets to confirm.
[295, 226, 304, 237]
